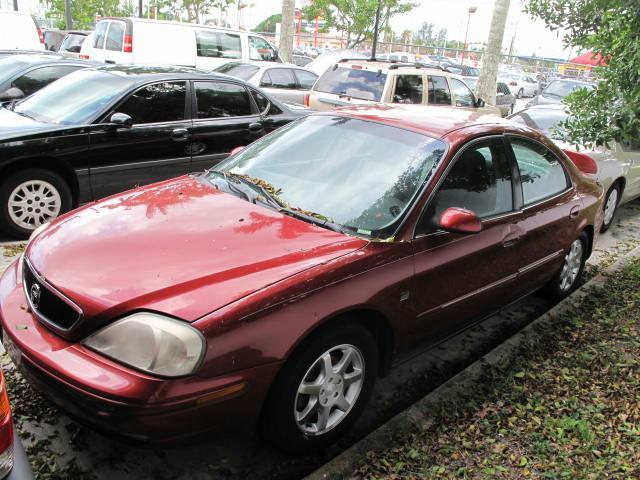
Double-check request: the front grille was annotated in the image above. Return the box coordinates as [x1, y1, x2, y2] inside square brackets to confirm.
[23, 258, 82, 332]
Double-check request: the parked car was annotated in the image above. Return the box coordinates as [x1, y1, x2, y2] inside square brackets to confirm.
[57, 31, 90, 58]
[0, 54, 93, 102]
[500, 73, 538, 98]
[292, 54, 313, 67]
[305, 49, 368, 75]
[526, 79, 595, 107]
[377, 51, 416, 63]
[0, 11, 44, 52]
[77, 31, 94, 60]
[509, 104, 640, 231]
[89, 18, 280, 69]
[0, 65, 305, 237]
[463, 77, 515, 117]
[444, 63, 480, 77]
[214, 61, 318, 104]
[0, 368, 34, 479]
[42, 29, 66, 51]
[0, 105, 603, 453]
[309, 59, 500, 116]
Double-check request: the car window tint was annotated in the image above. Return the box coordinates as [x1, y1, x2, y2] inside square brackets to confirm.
[196, 30, 241, 59]
[427, 76, 451, 105]
[250, 89, 270, 114]
[510, 137, 569, 204]
[214, 62, 259, 81]
[249, 36, 277, 61]
[12, 65, 83, 96]
[117, 82, 186, 124]
[93, 21, 108, 49]
[261, 69, 296, 89]
[294, 69, 318, 90]
[393, 75, 423, 104]
[451, 78, 475, 107]
[417, 141, 513, 235]
[59, 34, 86, 53]
[195, 81, 252, 118]
[313, 67, 387, 101]
[105, 22, 125, 51]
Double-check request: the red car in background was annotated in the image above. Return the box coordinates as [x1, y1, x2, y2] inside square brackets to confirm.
[0, 105, 603, 453]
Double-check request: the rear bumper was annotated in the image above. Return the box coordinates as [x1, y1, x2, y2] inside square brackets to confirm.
[0, 259, 281, 442]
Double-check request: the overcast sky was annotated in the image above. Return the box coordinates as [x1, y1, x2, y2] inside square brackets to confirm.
[234, 0, 574, 60]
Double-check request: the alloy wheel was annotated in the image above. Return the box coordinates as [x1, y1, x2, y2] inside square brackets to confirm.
[294, 344, 364, 436]
[7, 180, 62, 230]
[603, 188, 618, 226]
[559, 239, 583, 291]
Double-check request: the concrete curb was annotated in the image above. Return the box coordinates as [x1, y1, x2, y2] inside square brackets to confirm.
[306, 245, 640, 480]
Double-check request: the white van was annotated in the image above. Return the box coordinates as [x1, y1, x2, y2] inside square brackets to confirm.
[89, 18, 281, 69]
[0, 11, 44, 51]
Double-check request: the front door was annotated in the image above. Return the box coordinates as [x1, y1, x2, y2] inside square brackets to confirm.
[410, 137, 525, 343]
[189, 80, 263, 172]
[88, 81, 193, 199]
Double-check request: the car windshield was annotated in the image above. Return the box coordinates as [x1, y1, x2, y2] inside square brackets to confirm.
[313, 67, 387, 101]
[13, 69, 132, 125]
[0, 55, 31, 84]
[214, 62, 260, 81]
[209, 115, 447, 238]
[544, 80, 593, 98]
[510, 108, 569, 138]
[59, 34, 86, 53]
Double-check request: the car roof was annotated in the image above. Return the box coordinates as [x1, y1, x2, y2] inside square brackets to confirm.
[329, 104, 511, 139]
[101, 17, 255, 36]
[91, 64, 228, 81]
[0, 53, 91, 65]
[333, 60, 463, 78]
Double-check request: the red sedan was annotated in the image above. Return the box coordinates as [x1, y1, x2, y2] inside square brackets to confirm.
[0, 105, 603, 452]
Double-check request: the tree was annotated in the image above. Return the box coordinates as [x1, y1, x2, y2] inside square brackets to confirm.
[414, 21, 435, 46]
[255, 13, 281, 33]
[475, 0, 510, 106]
[308, 0, 416, 48]
[527, 0, 640, 148]
[180, 0, 233, 24]
[48, 0, 133, 29]
[279, 0, 296, 62]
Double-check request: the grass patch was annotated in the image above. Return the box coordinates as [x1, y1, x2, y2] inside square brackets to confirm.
[354, 258, 640, 479]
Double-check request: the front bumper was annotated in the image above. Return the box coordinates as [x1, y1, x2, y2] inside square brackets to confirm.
[0, 259, 280, 442]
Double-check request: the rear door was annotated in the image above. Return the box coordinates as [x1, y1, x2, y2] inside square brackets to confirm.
[426, 75, 452, 106]
[88, 80, 193, 198]
[189, 79, 263, 171]
[195, 28, 242, 70]
[102, 20, 128, 64]
[89, 21, 109, 62]
[259, 67, 302, 103]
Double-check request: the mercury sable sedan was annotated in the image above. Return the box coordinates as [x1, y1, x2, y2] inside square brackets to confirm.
[0, 106, 603, 453]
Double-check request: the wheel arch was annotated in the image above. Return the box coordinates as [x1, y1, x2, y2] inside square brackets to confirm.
[582, 224, 594, 259]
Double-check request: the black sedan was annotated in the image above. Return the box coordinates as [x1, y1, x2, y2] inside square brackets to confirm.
[0, 65, 307, 237]
[0, 54, 94, 101]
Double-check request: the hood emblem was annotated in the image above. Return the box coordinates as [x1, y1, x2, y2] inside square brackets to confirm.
[30, 283, 41, 309]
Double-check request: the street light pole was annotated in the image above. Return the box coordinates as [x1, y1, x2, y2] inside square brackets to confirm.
[371, 0, 382, 60]
[64, 0, 72, 29]
[138, 0, 143, 18]
[461, 6, 477, 64]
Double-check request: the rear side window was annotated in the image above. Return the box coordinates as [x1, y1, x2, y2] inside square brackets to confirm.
[59, 34, 86, 53]
[313, 67, 387, 101]
[251, 89, 270, 113]
[427, 76, 451, 105]
[249, 36, 277, 61]
[392, 74, 423, 104]
[510, 137, 570, 204]
[294, 69, 318, 89]
[12, 65, 83, 96]
[196, 30, 241, 59]
[214, 63, 259, 81]
[195, 81, 253, 118]
[117, 82, 186, 124]
[451, 78, 475, 107]
[261, 69, 296, 89]
[93, 21, 108, 49]
[105, 22, 125, 51]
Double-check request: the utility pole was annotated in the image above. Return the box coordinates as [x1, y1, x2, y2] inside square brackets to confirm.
[371, 0, 382, 59]
[279, 0, 295, 62]
[139, 0, 144, 18]
[64, 0, 72, 29]
[12, 0, 18, 11]
[461, 6, 477, 64]
[475, 0, 510, 106]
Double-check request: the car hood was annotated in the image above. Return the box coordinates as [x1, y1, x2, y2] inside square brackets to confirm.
[0, 107, 74, 141]
[531, 94, 562, 106]
[26, 176, 367, 324]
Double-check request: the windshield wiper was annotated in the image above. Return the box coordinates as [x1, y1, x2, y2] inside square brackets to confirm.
[206, 171, 256, 204]
[278, 206, 352, 235]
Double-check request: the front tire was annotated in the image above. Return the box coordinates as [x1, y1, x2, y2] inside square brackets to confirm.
[261, 323, 378, 453]
[0, 169, 72, 239]
[543, 232, 588, 300]
[600, 183, 620, 233]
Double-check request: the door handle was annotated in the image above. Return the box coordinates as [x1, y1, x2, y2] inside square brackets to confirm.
[502, 235, 521, 248]
[248, 122, 263, 133]
[570, 205, 581, 219]
[170, 128, 190, 142]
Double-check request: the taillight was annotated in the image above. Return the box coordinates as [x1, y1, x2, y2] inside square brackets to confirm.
[123, 34, 133, 53]
[563, 148, 598, 175]
[79, 54, 90, 59]
[0, 370, 13, 478]
[36, 25, 44, 44]
[351, 65, 362, 70]
[304, 94, 310, 107]
[509, 81, 517, 86]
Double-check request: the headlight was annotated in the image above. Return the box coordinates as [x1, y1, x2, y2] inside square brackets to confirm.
[28, 221, 50, 244]
[83, 312, 206, 377]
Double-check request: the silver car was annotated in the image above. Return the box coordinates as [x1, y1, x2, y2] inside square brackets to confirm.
[509, 104, 640, 231]
[214, 61, 318, 105]
[463, 77, 515, 117]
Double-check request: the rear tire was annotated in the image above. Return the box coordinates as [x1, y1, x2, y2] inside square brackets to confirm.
[260, 322, 378, 454]
[0, 169, 72, 239]
[543, 232, 588, 300]
[600, 183, 620, 233]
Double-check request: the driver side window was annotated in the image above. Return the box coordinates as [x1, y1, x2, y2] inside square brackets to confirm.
[450, 78, 475, 107]
[416, 140, 513, 235]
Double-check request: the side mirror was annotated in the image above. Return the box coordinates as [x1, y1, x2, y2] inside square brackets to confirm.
[496, 91, 505, 97]
[230, 146, 245, 156]
[109, 112, 133, 129]
[438, 207, 482, 234]
[475, 97, 486, 108]
[2, 87, 25, 100]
